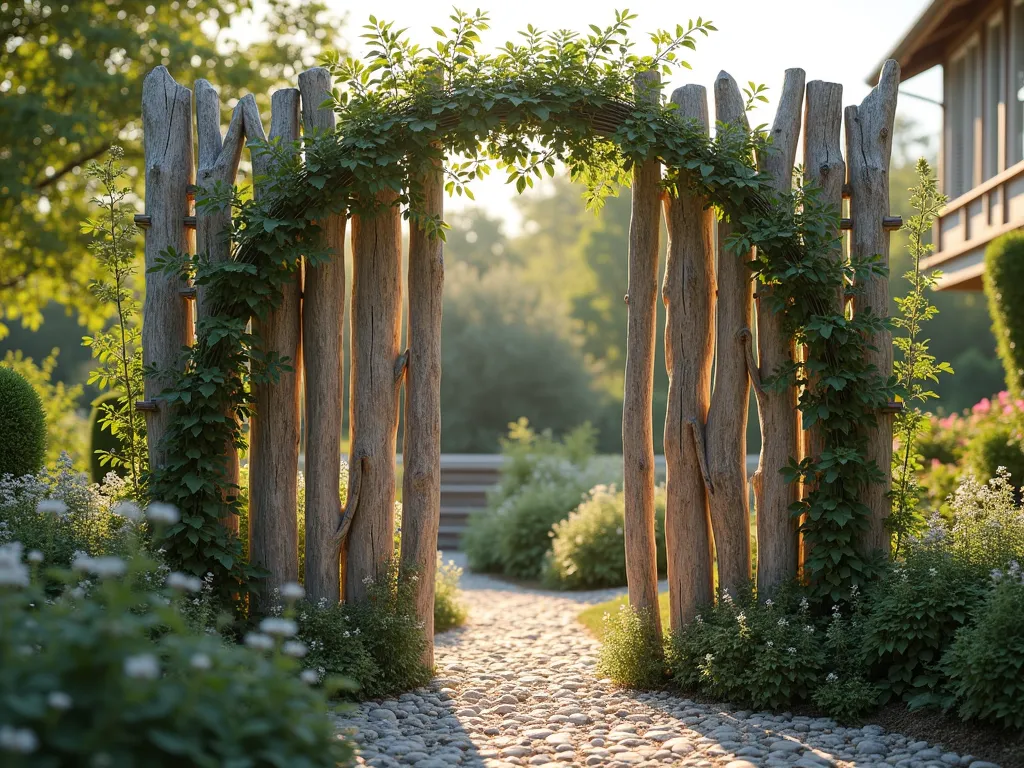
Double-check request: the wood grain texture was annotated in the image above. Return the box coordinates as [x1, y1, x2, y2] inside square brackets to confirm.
[846, 60, 899, 558]
[194, 80, 247, 533]
[345, 190, 403, 604]
[706, 71, 753, 595]
[248, 88, 302, 604]
[298, 67, 348, 605]
[401, 157, 445, 667]
[141, 66, 194, 470]
[661, 84, 716, 630]
[623, 70, 663, 636]
[753, 68, 805, 593]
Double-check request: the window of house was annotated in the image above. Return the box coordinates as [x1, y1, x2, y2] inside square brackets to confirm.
[985, 16, 1005, 179]
[1011, 1, 1024, 166]
[947, 39, 981, 199]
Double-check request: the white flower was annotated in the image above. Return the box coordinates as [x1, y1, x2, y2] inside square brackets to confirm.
[799, 597, 809, 610]
[777, 617, 789, 627]
[0, 542, 29, 587]
[765, 599, 774, 608]
[361, 575, 374, 586]
[47, 691, 72, 710]
[190, 653, 212, 670]
[280, 582, 305, 600]
[787, 647, 796, 655]
[826, 672, 839, 683]
[166, 572, 202, 593]
[245, 632, 275, 651]
[300, 669, 319, 684]
[928, 567, 938, 577]
[72, 554, 126, 578]
[146, 503, 180, 525]
[283, 640, 308, 658]
[0, 725, 38, 753]
[124, 654, 160, 680]
[36, 499, 68, 516]
[27, 550, 43, 563]
[259, 617, 297, 637]
[766, 641, 774, 648]
[803, 625, 815, 634]
[112, 501, 142, 522]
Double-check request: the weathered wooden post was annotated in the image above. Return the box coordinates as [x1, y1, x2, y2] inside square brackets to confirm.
[345, 191, 403, 604]
[298, 67, 348, 605]
[846, 60, 900, 558]
[662, 84, 715, 630]
[752, 69, 805, 593]
[401, 152, 445, 666]
[140, 66, 194, 469]
[706, 71, 753, 594]
[248, 88, 303, 601]
[194, 80, 248, 533]
[801, 80, 845, 570]
[623, 70, 663, 637]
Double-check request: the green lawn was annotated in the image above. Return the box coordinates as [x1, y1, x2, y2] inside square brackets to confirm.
[578, 592, 671, 639]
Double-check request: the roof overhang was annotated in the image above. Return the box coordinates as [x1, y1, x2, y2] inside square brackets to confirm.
[867, 0, 980, 84]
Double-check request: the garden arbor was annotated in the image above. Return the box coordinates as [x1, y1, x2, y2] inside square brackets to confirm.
[139, 49, 899, 663]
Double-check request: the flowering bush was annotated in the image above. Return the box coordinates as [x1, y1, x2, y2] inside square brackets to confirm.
[665, 587, 825, 710]
[861, 471, 1024, 708]
[0, 540, 354, 767]
[596, 604, 665, 689]
[464, 420, 624, 580]
[434, 553, 468, 632]
[543, 484, 666, 590]
[943, 562, 1024, 728]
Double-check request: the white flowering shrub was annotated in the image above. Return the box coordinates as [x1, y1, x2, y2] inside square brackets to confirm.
[0, 455, 136, 571]
[544, 484, 666, 590]
[0, 542, 354, 767]
[464, 420, 624, 580]
[860, 470, 1024, 709]
[665, 585, 825, 710]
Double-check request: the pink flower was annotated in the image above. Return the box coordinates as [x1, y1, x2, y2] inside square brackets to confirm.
[973, 398, 991, 415]
[998, 390, 1011, 406]
[931, 458, 941, 468]
[939, 415, 956, 429]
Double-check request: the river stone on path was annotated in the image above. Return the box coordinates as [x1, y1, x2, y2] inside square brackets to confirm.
[334, 556, 989, 768]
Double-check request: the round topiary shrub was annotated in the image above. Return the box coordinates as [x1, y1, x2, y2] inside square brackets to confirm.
[985, 231, 1024, 395]
[965, 420, 1024, 487]
[0, 365, 46, 478]
[88, 392, 127, 483]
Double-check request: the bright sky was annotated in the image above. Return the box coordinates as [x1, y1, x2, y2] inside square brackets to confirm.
[236, 0, 942, 231]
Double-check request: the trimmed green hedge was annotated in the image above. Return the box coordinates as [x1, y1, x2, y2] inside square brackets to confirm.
[0, 366, 46, 478]
[985, 231, 1024, 395]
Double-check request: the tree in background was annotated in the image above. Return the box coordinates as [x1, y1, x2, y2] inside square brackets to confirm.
[0, 0, 343, 338]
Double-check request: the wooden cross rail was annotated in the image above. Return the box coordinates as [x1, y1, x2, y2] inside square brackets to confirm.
[133, 214, 197, 229]
[134, 400, 159, 412]
[839, 216, 902, 231]
[880, 401, 905, 414]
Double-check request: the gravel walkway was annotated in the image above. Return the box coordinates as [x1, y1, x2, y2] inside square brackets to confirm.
[337, 558, 998, 768]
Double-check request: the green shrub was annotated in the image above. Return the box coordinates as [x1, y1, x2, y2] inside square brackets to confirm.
[812, 675, 880, 725]
[0, 365, 46, 479]
[88, 391, 127, 483]
[434, 553, 468, 632]
[943, 564, 1024, 729]
[597, 604, 665, 689]
[861, 471, 1024, 708]
[544, 484, 666, 589]
[0, 541, 354, 768]
[965, 419, 1024, 486]
[985, 230, 1024, 395]
[811, 592, 879, 722]
[665, 586, 825, 710]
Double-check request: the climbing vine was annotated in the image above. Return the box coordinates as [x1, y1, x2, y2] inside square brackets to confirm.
[149, 9, 891, 607]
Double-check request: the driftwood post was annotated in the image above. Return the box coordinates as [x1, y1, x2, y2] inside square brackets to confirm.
[401, 154, 445, 666]
[140, 66, 194, 470]
[753, 69, 805, 592]
[623, 70, 663, 636]
[705, 71, 753, 594]
[662, 84, 715, 630]
[298, 68, 348, 605]
[194, 80, 248, 533]
[345, 191, 403, 604]
[248, 89, 302, 601]
[846, 60, 900, 558]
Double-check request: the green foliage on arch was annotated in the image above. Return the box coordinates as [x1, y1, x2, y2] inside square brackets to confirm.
[148, 9, 893, 607]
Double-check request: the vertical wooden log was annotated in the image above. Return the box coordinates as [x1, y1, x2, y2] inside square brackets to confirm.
[298, 67, 347, 605]
[248, 89, 302, 602]
[846, 60, 900, 558]
[345, 191, 403, 604]
[753, 69, 805, 593]
[623, 70, 662, 637]
[662, 84, 716, 630]
[194, 80, 248, 534]
[141, 66, 194, 470]
[706, 71, 753, 595]
[401, 156, 444, 667]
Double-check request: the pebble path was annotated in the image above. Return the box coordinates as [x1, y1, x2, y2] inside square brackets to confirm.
[336, 558, 999, 768]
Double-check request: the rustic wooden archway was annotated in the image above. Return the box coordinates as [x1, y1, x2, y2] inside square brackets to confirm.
[139, 59, 899, 665]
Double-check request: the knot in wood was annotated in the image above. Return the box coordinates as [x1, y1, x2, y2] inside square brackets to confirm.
[880, 126, 889, 139]
[623, 293, 630, 305]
